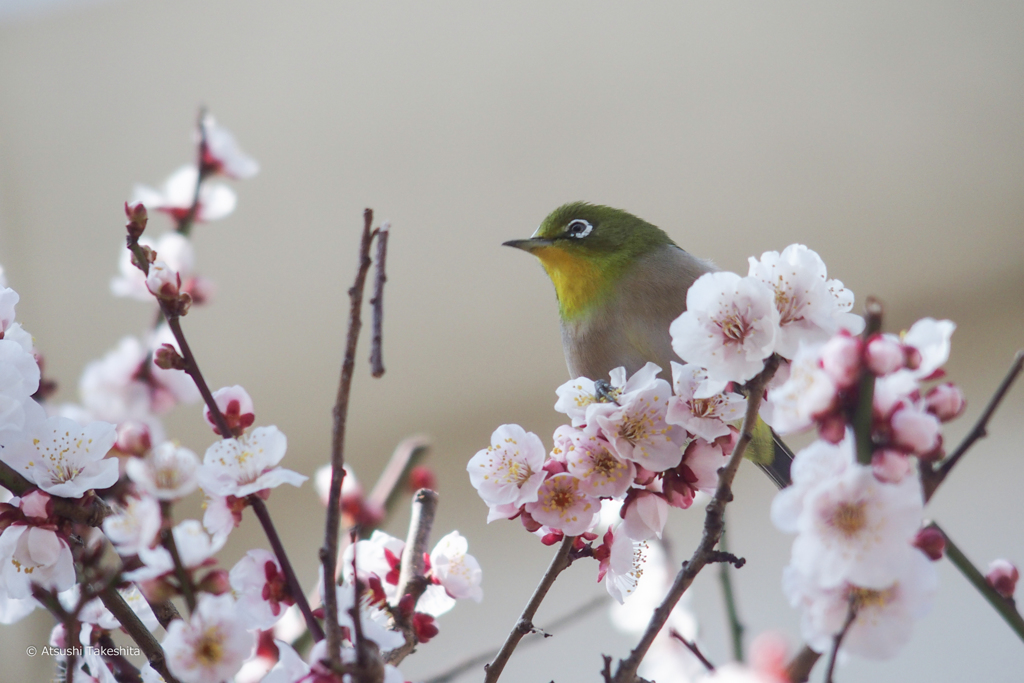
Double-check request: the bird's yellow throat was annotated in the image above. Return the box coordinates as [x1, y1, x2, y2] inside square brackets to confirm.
[532, 245, 608, 321]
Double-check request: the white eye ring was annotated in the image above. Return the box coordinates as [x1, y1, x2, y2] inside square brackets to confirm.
[566, 219, 593, 238]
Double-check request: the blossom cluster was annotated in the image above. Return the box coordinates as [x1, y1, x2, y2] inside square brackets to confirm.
[768, 319, 964, 659]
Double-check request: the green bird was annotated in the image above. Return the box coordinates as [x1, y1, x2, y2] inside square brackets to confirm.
[503, 201, 793, 488]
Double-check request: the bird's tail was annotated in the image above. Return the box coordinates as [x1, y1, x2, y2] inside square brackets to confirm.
[755, 429, 794, 489]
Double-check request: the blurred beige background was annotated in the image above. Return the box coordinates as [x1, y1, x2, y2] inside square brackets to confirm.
[1, 1, 1023, 681]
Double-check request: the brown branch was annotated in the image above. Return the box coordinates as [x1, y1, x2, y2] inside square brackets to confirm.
[158, 501, 196, 614]
[852, 298, 883, 465]
[365, 435, 431, 525]
[610, 356, 780, 683]
[386, 489, 439, 666]
[163, 316, 233, 439]
[369, 222, 390, 378]
[248, 495, 324, 641]
[97, 632, 143, 683]
[321, 208, 377, 671]
[484, 534, 577, 683]
[922, 350, 1024, 501]
[0, 461, 111, 526]
[98, 585, 182, 683]
[784, 646, 821, 682]
[144, 596, 181, 630]
[668, 629, 715, 672]
[176, 108, 209, 238]
[422, 594, 606, 683]
[824, 601, 857, 683]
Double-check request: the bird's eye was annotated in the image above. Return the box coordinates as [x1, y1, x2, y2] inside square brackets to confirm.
[565, 219, 593, 239]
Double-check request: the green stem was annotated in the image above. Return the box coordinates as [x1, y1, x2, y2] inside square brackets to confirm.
[718, 524, 745, 662]
[934, 523, 1024, 644]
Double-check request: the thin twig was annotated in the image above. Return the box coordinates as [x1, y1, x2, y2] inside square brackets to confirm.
[164, 316, 233, 439]
[158, 501, 197, 614]
[669, 629, 715, 672]
[824, 600, 857, 683]
[248, 495, 324, 641]
[98, 585, 182, 683]
[97, 632, 143, 683]
[932, 522, 1024, 643]
[922, 350, 1024, 501]
[369, 222, 390, 378]
[610, 356, 780, 683]
[349, 534, 369, 675]
[852, 299, 883, 465]
[718, 523, 745, 662]
[321, 208, 377, 670]
[784, 646, 820, 683]
[386, 489, 439, 665]
[365, 435, 431, 527]
[145, 597, 181, 630]
[176, 108, 209, 238]
[422, 594, 607, 683]
[484, 534, 577, 683]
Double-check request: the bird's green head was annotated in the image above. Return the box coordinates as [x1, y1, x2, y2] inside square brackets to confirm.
[504, 202, 675, 320]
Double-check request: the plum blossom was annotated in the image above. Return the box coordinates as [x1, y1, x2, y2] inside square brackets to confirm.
[468, 424, 548, 522]
[524, 473, 600, 536]
[558, 425, 635, 498]
[0, 338, 41, 433]
[198, 426, 307, 498]
[132, 165, 236, 223]
[1, 415, 117, 497]
[230, 549, 295, 630]
[200, 114, 260, 180]
[162, 593, 254, 683]
[592, 375, 687, 472]
[0, 287, 18, 335]
[204, 385, 255, 436]
[899, 318, 955, 380]
[0, 588, 38, 624]
[621, 490, 670, 541]
[326, 581, 405, 652]
[666, 362, 746, 441]
[763, 343, 838, 434]
[102, 493, 161, 555]
[554, 362, 662, 427]
[596, 525, 646, 603]
[670, 271, 780, 387]
[783, 550, 937, 659]
[0, 524, 74, 598]
[111, 232, 196, 301]
[128, 519, 227, 582]
[678, 437, 730, 494]
[429, 531, 483, 602]
[747, 244, 863, 359]
[126, 441, 200, 500]
[788, 466, 923, 589]
[59, 583, 159, 631]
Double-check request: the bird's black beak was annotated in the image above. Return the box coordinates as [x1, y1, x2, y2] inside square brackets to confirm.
[502, 237, 554, 253]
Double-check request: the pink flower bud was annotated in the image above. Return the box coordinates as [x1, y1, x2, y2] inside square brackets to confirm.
[145, 261, 181, 300]
[407, 465, 437, 492]
[204, 385, 255, 437]
[891, 406, 942, 456]
[865, 335, 905, 376]
[19, 490, 52, 520]
[412, 612, 439, 643]
[198, 568, 231, 595]
[986, 559, 1019, 599]
[872, 449, 912, 483]
[925, 383, 966, 422]
[820, 332, 862, 388]
[115, 420, 153, 457]
[913, 527, 946, 561]
[818, 413, 847, 444]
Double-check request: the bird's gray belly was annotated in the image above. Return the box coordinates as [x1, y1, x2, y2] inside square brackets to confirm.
[561, 311, 681, 381]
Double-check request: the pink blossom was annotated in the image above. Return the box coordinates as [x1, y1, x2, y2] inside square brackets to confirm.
[162, 593, 254, 683]
[111, 232, 195, 302]
[596, 525, 646, 604]
[0, 525, 74, 598]
[819, 332, 862, 389]
[890, 405, 942, 456]
[132, 165, 236, 224]
[200, 114, 260, 180]
[429, 531, 483, 602]
[666, 362, 746, 441]
[229, 549, 295, 630]
[145, 260, 181, 300]
[763, 343, 838, 435]
[102, 494, 161, 555]
[621, 490, 670, 541]
[925, 383, 966, 422]
[559, 425, 635, 498]
[670, 271, 779, 385]
[126, 441, 200, 500]
[593, 381, 687, 473]
[864, 335, 906, 376]
[468, 424, 548, 522]
[524, 473, 600, 536]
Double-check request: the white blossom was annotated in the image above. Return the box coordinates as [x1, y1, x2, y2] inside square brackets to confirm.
[110, 232, 195, 301]
[666, 362, 746, 441]
[1, 415, 117, 497]
[198, 426, 307, 498]
[467, 424, 548, 522]
[429, 531, 483, 602]
[126, 441, 200, 500]
[524, 473, 600, 536]
[670, 271, 780, 386]
[102, 493, 161, 555]
[0, 525, 75, 598]
[132, 165, 236, 223]
[200, 114, 260, 180]
[162, 593, 254, 683]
